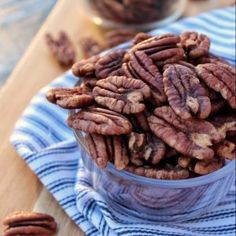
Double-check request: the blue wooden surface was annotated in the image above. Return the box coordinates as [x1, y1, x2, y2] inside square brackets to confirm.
[0, 0, 56, 85]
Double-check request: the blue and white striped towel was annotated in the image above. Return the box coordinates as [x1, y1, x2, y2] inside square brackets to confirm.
[11, 6, 236, 236]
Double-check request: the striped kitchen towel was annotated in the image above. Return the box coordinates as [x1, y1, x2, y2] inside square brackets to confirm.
[10, 6, 236, 236]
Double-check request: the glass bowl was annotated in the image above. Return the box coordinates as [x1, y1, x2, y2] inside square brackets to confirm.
[73, 129, 235, 222]
[82, 0, 187, 30]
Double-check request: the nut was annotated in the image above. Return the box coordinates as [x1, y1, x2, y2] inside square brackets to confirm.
[180, 31, 210, 58]
[194, 157, 224, 175]
[85, 134, 111, 168]
[72, 55, 100, 77]
[95, 49, 126, 78]
[163, 64, 211, 119]
[196, 63, 236, 109]
[148, 106, 221, 160]
[68, 107, 132, 135]
[93, 76, 151, 114]
[214, 140, 236, 160]
[131, 33, 184, 65]
[105, 29, 138, 48]
[3, 211, 57, 236]
[45, 31, 76, 67]
[46, 86, 94, 109]
[178, 156, 192, 169]
[125, 165, 189, 180]
[123, 51, 166, 105]
[132, 32, 152, 45]
[79, 37, 104, 58]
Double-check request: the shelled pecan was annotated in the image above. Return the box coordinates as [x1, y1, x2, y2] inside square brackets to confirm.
[46, 86, 94, 109]
[95, 49, 126, 78]
[3, 211, 57, 236]
[68, 108, 132, 135]
[180, 31, 210, 58]
[196, 63, 236, 109]
[93, 76, 151, 114]
[45, 31, 76, 67]
[163, 64, 211, 119]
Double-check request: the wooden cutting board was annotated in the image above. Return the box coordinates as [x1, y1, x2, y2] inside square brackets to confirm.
[0, 0, 233, 235]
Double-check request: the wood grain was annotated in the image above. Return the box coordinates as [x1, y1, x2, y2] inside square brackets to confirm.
[0, 0, 233, 234]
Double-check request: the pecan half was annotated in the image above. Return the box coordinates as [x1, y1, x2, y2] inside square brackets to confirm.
[194, 157, 224, 175]
[212, 114, 236, 139]
[85, 134, 111, 168]
[163, 64, 211, 119]
[178, 156, 192, 169]
[180, 31, 210, 58]
[126, 165, 189, 180]
[123, 51, 166, 105]
[132, 32, 152, 45]
[45, 31, 76, 67]
[128, 132, 146, 166]
[72, 55, 100, 77]
[93, 76, 151, 114]
[95, 49, 125, 78]
[79, 37, 104, 58]
[85, 134, 129, 169]
[131, 34, 184, 65]
[214, 140, 236, 160]
[148, 106, 221, 160]
[68, 107, 132, 135]
[46, 86, 94, 109]
[3, 211, 57, 236]
[105, 29, 138, 48]
[196, 63, 236, 109]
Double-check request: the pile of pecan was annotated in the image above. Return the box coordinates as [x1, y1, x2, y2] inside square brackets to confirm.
[47, 31, 236, 180]
[2, 211, 57, 236]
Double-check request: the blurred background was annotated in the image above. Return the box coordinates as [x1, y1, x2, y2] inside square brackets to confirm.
[0, 0, 234, 86]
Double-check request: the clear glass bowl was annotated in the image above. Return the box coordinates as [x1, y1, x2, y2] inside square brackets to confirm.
[74, 130, 235, 222]
[82, 0, 187, 30]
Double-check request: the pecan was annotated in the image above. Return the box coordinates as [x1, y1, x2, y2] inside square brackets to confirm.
[212, 114, 236, 140]
[85, 134, 111, 168]
[105, 29, 138, 48]
[214, 140, 236, 160]
[131, 34, 184, 65]
[194, 157, 224, 175]
[163, 64, 211, 119]
[93, 76, 151, 114]
[46, 86, 94, 109]
[3, 211, 57, 236]
[123, 51, 166, 105]
[45, 31, 76, 67]
[72, 55, 100, 77]
[144, 134, 166, 165]
[178, 156, 192, 169]
[79, 37, 104, 58]
[125, 165, 189, 180]
[148, 106, 221, 160]
[132, 32, 152, 45]
[68, 107, 132, 135]
[128, 132, 146, 166]
[85, 134, 129, 169]
[196, 63, 236, 109]
[180, 31, 210, 58]
[81, 76, 98, 89]
[95, 49, 126, 78]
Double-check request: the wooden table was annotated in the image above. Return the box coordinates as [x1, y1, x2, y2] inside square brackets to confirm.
[0, 0, 233, 235]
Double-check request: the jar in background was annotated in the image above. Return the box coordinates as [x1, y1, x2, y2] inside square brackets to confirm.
[83, 0, 187, 30]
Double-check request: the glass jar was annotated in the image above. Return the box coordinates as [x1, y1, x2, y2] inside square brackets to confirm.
[83, 0, 188, 30]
